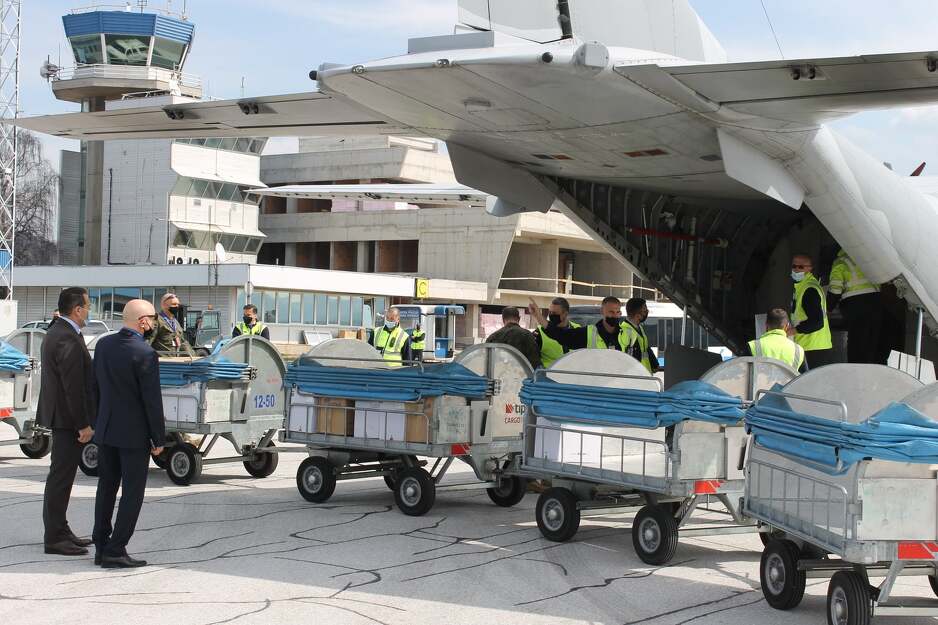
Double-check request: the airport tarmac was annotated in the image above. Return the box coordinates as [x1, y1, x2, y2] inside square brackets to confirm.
[1, 430, 935, 625]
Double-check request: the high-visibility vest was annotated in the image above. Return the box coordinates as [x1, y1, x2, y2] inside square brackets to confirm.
[792, 273, 833, 351]
[748, 329, 804, 371]
[374, 325, 408, 367]
[537, 321, 581, 369]
[621, 320, 654, 373]
[586, 323, 632, 353]
[411, 330, 426, 351]
[828, 251, 878, 300]
[236, 321, 266, 336]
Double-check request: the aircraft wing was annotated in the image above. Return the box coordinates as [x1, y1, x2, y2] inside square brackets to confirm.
[15, 91, 409, 140]
[253, 183, 487, 208]
[617, 51, 938, 124]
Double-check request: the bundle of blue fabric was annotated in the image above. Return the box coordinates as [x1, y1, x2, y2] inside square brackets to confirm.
[519, 378, 744, 428]
[746, 388, 938, 473]
[0, 341, 30, 373]
[284, 361, 488, 402]
[159, 356, 251, 388]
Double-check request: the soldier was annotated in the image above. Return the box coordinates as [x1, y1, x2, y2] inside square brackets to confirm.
[148, 293, 196, 357]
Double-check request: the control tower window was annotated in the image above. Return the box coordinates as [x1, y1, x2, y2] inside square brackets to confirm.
[70, 34, 103, 65]
[151, 37, 186, 70]
[105, 34, 151, 65]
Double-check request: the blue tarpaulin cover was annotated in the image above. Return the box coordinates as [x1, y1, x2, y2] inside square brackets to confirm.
[746, 387, 938, 473]
[284, 361, 488, 402]
[0, 342, 29, 373]
[159, 355, 250, 388]
[519, 378, 744, 429]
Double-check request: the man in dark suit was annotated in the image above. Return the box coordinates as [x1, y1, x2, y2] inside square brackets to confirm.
[92, 299, 166, 568]
[39, 287, 96, 556]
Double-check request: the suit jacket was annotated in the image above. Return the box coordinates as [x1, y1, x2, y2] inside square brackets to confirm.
[93, 328, 166, 449]
[37, 319, 95, 430]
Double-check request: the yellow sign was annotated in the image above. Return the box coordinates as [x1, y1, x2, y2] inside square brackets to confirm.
[415, 278, 430, 299]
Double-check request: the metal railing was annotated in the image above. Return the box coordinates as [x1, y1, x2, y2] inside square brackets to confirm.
[497, 276, 664, 300]
[52, 64, 202, 90]
[69, 3, 188, 19]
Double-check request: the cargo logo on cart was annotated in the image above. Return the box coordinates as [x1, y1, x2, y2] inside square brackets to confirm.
[0, 407, 11, 418]
[253, 394, 277, 409]
[897, 542, 938, 560]
[504, 403, 525, 424]
[450, 443, 471, 456]
[694, 480, 725, 495]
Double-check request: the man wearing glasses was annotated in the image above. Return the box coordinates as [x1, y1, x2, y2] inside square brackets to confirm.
[790, 254, 833, 370]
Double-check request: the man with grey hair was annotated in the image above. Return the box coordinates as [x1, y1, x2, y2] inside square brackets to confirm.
[147, 292, 195, 356]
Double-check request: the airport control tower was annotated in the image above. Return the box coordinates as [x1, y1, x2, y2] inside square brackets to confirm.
[47, 4, 201, 265]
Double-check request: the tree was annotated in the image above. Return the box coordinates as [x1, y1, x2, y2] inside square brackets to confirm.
[11, 130, 59, 266]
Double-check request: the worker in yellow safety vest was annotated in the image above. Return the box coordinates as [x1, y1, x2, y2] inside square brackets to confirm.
[748, 308, 805, 372]
[369, 307, 412, 367]
[232, 304, 270, 340]
[620, 298, 659, 374]
[790, 254, 833, 370]
[827, 249, 882, 364]
[411, 323, 426, 362]
[533, 297, 581, 368]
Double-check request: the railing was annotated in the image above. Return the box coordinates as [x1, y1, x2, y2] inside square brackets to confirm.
[497, 276, 664, 300]
[69, 3, 188, 19]
[52, 64, 202, 90]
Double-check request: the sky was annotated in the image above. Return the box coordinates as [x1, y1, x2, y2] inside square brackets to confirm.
[19, 0, 938, 175]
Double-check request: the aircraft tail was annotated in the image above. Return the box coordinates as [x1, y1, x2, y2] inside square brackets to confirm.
[457, 0, 726, 63]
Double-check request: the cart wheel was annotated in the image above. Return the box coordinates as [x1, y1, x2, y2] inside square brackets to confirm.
[243, 442, 279, 478]
[78, 442, 99, 477]
[296, 456, 336, 503]
[383, 475, 397, 491]
[535, 487, 580, 542]
[487, 476, 527, 507]
[632, 505, 679, 565]
[760, 540, 806, 610]
[827, 571, 872, 625]
[167, 443, 202, 486]
[152, 450, 169, 470]
[394, 467, 436, 516]
[929, 573, 938, 598]
[19, 434, 50, 459]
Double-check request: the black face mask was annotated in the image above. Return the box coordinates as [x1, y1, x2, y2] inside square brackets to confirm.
[168, 306, 181, 317]
[243, 315, 254, 325]
[604, 316, 621, 327]
[143, 328, 155, 340]
[547, 313, 563, 326]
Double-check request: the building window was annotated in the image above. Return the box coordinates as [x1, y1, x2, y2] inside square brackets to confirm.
[69, 34, 104, 65]
[237, 288, 247, 314]
[88, 287, 101, 319]
[338, 296, 351, 326]
[262, 291, 276, 323]
[277, 292, 289, 324]
[105, 34, 151, 65]
[289, 293, 302, 324]
[351, 296, 363, 327]
[315, 294, 327, 324]
[302, 293, 314, 324]
[151, 37, 185, 69]
[327, 296, 339, 325]
[113, 288, 141, 319]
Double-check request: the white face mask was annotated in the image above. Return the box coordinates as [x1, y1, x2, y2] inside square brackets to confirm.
[791, 271, 805, 282]
[384, 320, 398, 330]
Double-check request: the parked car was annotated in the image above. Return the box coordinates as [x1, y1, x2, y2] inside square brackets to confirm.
[22, 319, 111, 345]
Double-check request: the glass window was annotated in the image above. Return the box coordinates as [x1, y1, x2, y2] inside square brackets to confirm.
[226, 184, 242, 202]
[105, 34, 151, 65]
[375, 297, 387, 318]
[171, 177, 191, 196]
[351, 296, 363, 327]
[289, 293, 301, 323]
[88, 288, 101, 319]
[70, 34, 103, 65]
[243, 238, 262, 254]
[206, 181, 222, 199]
[99, 288, 113, 319]
[151, 37, 185, 70]
[302, 294, 314, 324]
[154, 288, 167, 307]
[204, 138, 222, 149]
[327, 296, 339, 325]
[338, 296, 351, 326]
[277, 292, 289, 324]
[191, 138, 207, 147]
[219, 234, 237, 251]
[172, 229, 192, 248]
[188, 230, 208, 250]
[142, 288, 154, 306]
[249, 139, 266, 154]
[315, 294, 327, 324]
[219, 138, 237, 151]
[228, 235, 247, 253]
[262, 291, 276, 323]
[234, 138, 250, 153]
[190, 179, 209, 198]
[236, 288, 246, 314]
[112, 288, 141, 319]
[363, 299, 374, 328]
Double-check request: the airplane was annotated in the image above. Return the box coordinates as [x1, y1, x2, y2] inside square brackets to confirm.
[18, 0, 938, 356]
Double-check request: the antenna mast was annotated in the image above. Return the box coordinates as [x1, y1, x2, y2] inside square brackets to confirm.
[0, 0, 21, 300]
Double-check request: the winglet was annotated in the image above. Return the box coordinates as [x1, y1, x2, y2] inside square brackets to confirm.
[912, 162, 927, 177]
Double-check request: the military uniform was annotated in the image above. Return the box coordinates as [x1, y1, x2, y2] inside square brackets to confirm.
[486, 323, 541, 370]
[148, 312, 196, 357]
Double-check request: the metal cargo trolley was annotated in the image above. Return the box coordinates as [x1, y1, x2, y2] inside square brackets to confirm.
[745, 364, 938, 624]
[519, 350, 796, 565]
[80, 334, 287, 485]
[282, 339, 533, 516]
[0, 329, 49, 459]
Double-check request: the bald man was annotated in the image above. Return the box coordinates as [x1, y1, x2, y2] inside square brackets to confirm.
[91, 299, 166, 568]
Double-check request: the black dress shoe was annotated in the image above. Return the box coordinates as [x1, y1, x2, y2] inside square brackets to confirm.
[44, 540, 89, 556]
[101, 554, 147, 569]
[68, 534, 94, 547]
[94, 553, 102, 566]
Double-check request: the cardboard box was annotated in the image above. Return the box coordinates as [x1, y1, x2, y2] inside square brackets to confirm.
[354, 398, 436, 443]
[315, 397, 354, 435]
[338, 330, 358, 339]
[404, 398, 435, 443]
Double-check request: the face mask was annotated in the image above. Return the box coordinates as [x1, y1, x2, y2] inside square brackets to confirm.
[243, 315, 254, 325]
[604, 316, 621, 327]
[168, 306, 181, 317]
[384, 320, 398, 330]
[640, 314, 649, 324]
[547, 314, 563, 326]
[791, 271, 805, 282]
